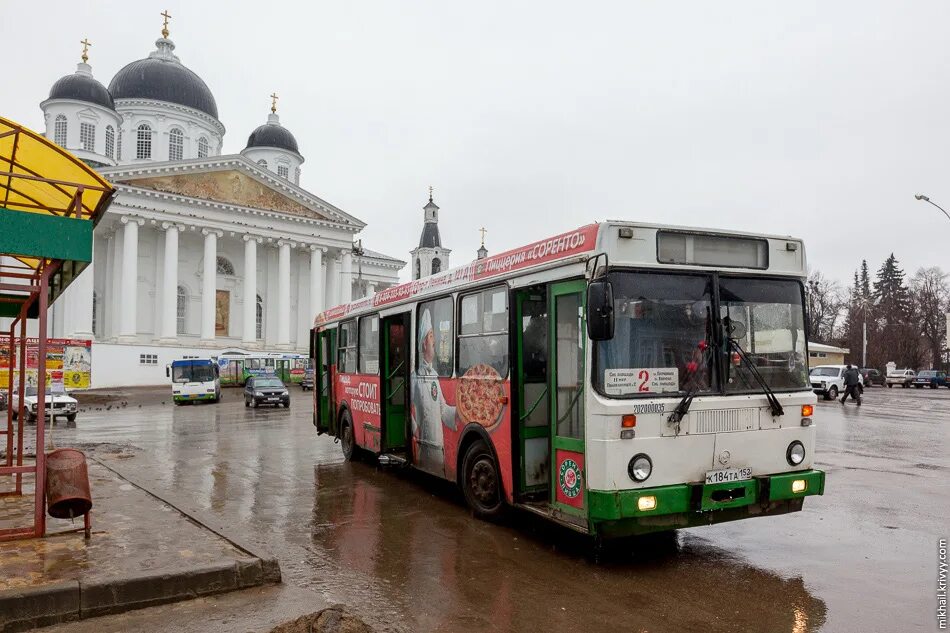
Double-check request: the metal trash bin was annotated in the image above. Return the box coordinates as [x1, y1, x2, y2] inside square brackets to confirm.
[45, 448, 93, 519]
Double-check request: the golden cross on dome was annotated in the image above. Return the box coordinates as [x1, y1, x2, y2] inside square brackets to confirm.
[479, 227, 487, 247]
[80, 38, 92, 63]
[160, 10, 172, 38]
[270, 92, 279, 113]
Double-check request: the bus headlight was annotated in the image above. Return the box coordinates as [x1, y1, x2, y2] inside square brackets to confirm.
[786, 441, 805, 466]
[628, 454, 652, 482]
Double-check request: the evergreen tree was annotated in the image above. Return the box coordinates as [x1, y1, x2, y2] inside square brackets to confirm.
[872, 254, 919, 368]
[873, 253, 911, 322]
[859, 260, 871, 300]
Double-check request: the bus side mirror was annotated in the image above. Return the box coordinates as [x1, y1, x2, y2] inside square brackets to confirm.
[587, 280, 614, 341]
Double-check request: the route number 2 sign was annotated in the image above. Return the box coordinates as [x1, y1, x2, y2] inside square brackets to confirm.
[604, 368, 679, 395]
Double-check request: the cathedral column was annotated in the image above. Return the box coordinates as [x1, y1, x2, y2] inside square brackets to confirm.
[277, 240, 293, 347]
[243, 235, 261, 345]
[365, 282, 376, 298]
[309, 246, 324, 324]
[325, 254, 339, 308]
[160, 223, 182, 342]
[340, 249, 353, 304]
[118, 216, 143, 342]
[200, 228, 222, 342]
[69, 261, 95, 338]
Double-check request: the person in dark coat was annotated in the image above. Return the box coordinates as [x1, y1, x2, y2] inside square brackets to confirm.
[841, 364, 862, 405]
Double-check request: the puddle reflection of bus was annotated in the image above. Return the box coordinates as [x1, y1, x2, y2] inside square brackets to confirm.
[217, 349, 311, 387]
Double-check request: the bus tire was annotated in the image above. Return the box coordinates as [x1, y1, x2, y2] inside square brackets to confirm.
[340, 410, 358, 461]
[461, 439, 504, 519]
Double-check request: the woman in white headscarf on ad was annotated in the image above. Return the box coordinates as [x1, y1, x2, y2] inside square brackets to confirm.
[411, 307, 457, 473]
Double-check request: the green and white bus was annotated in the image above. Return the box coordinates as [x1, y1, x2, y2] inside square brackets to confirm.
[217, 350, 310, 387]
[312, 222, 824, 539]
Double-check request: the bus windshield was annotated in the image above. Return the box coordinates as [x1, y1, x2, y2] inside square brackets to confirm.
[593, 272, 808, 397]
[172, 362, 216, 384]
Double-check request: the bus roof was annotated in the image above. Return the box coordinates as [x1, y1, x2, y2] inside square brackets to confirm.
[314, 220, 805, 327]
[171, 358, 215, 366]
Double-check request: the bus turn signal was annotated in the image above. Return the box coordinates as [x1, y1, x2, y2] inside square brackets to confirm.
[622, 415, 637, 428]
[801, 404, 814, 417]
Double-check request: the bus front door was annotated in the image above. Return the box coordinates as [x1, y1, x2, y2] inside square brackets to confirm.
[548, 280, 587, 517]
[514, 288, 549, 497]
[315, 330, 335, 434]
[381, 313, 410, 453]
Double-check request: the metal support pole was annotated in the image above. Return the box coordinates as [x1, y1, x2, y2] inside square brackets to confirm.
[862, 320, 867, 368]
[4, 322, 14, 471]
[16, 313, 26, 495]
[34, 266, 50, 538]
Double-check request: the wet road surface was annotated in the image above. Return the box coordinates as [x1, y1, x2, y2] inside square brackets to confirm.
[43, 386, 949, 632]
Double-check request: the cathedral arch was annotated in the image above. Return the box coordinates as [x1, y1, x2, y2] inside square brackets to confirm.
[136, 123, 152, 159]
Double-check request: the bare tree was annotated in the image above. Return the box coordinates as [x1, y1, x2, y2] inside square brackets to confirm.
[911, 267, 949, 369]
[804, 270, 843, 343]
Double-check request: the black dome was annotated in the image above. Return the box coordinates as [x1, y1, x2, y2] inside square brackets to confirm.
[49, 72, 115, 110]
[109, 57, 218, 119]
[246, 124, 299, 153]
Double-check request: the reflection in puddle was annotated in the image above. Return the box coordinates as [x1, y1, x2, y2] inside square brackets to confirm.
[310, 462, 827, 633]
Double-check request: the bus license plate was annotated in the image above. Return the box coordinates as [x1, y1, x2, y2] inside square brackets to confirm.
[705, 467, 752, 485]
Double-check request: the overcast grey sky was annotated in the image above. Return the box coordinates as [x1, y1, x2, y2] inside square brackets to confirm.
[3, 1, 947, 284]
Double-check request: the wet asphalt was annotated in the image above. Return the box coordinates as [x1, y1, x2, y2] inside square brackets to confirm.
[40, 385, 950, 633]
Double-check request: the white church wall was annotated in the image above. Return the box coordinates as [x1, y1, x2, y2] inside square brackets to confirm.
[115, 102, 222, 164]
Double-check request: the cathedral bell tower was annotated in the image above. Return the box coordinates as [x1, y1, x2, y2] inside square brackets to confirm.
[409, 187, 451, 280]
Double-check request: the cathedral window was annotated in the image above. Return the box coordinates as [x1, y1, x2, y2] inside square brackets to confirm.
[216, 256, 235, 276]
[256, 295, 264, 339]
[92, 291, 99, 337]
[80, 122, 95, 152]
[169, 128, 183, 161]
[105, 126, 115, 159]
[117, 130, 122, 161]
[177, 286, 188, 334]
[415, 259, 421, 280]
[277, 165, 289, 179]
[431, 257, 441, 274]
[136, 123, 152, 159]
[54, 115, 67, 147]
[197, 136, 209, 158]
[257, 159, 268, 169]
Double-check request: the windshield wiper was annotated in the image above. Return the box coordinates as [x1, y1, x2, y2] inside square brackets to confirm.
[729, 339, 784, 417]
[668, 341, 711, 429]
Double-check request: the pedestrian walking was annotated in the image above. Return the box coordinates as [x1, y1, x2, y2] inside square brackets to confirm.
[841, 364, 862, 405]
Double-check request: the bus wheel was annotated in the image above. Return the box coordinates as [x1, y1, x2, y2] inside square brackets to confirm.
[340, 411, 358, 461]
[462, 440, 504, 519]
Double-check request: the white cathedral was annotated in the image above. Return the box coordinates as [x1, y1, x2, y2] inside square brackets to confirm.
[8, 22, 459, 388]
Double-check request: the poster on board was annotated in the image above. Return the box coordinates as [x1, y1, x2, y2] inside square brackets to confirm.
[0, 337, 92, 390]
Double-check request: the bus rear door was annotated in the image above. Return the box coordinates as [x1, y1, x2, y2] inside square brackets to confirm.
[315, 329, 335, 434]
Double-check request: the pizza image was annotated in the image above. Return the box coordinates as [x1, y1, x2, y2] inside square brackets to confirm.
[456, 364, 505, 429]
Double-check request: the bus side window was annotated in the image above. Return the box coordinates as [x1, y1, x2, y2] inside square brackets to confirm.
[458, 286, 509, 377]
[337, 320, 357, 373]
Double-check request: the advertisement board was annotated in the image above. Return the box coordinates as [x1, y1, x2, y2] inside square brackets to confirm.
[0, 337, 93, 390]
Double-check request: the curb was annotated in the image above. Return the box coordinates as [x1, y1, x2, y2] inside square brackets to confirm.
[0, 557, 265, 633]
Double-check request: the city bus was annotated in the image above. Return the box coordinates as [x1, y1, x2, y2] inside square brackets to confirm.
[168, 358, 221, 404]
[311, 222, 825, 539]
[217, 350, 310, 387]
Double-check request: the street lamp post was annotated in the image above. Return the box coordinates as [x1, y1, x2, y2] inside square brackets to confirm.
[914, 194, 950, 222]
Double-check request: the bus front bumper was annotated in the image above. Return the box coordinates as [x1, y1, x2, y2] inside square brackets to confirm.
[587, 469, 825, 538]
[173, 393, 217, 402]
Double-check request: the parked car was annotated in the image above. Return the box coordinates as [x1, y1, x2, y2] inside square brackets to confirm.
[300, 368, 314, 391]
[912, 370, 948, 389]
[809, 365, 864, 400]
[244, 376, 290, 408]
[860, 368, 885, 387]
[886, 369, 916, 388]
[10, 385, 78, 422]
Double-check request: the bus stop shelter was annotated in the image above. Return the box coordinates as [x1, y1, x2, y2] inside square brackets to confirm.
[0, 116, 114, 541]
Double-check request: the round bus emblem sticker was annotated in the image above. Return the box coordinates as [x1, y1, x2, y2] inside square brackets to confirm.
[559, 458, 582, 498]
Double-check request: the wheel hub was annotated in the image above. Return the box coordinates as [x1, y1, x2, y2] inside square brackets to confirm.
[470, 459, 497, 504]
